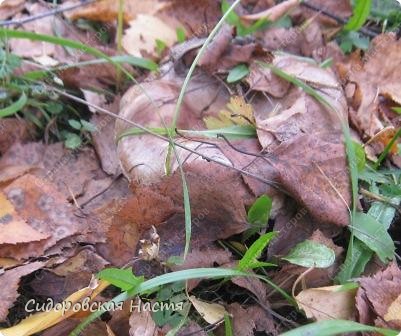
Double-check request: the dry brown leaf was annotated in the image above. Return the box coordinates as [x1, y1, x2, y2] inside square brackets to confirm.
[219, 303, 276, 336]
[189, 296, 227, 324]
[0, 118, 32, 154]
[0, 191, 49, 244]
[64, 0, 164, 23]
[384, 293, 401, 323]
[0, 0, 25, 20]
[122, 15, 177, 58]
[241, 0, 300, 21]
[129, 299, 158, 336]
[271, 133, 350, 226]
[343, 33, 401, 137]
[295, 285, 357, 321]
[356, 262, 401, 330]
[0, 174, 89, 260]
[0, 261, 45, 322]
[171, 245, 232, 290]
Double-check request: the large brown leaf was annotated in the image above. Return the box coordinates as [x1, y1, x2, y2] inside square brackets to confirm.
[356, 262, 401, 330]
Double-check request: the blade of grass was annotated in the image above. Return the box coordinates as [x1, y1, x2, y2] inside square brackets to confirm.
[23, 55, 158, 80]
[344, 0, 372, 31]
[0, 91, 27, 117]
[280, 320, 398, 336]
[165, 0, 241, 258]
[116, 0, 125, 88]
[373, 127, 401, 169]
[69, 268, 249, 336]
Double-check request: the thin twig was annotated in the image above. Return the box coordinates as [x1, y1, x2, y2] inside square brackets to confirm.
[0, 0, 97, 26]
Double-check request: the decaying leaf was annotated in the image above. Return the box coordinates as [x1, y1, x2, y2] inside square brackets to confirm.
[356, 262, 401, 329]
[129, 299, 158, 336]
[122, 15, 177, 58]
[295, 285, 357, 321]
[340, 33, 401, 137]
[189, 296, 228, 325]
[0, 261, 45, 322]
[0, 191, 48, 244]
[0, 0, 25, 20]
[222, 303, 276, 336]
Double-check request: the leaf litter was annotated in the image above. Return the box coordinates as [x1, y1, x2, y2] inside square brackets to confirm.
[0, 0, 401, 335]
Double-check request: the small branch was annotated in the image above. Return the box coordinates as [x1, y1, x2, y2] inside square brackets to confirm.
[0, 0, 96, 27]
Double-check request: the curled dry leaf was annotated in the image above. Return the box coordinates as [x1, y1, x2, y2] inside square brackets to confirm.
[241, 0, 300, 21]
[295, 285, 357, 321]
[189, 296, 228, 325]
[129, 299, 158, 336]
[340, 33, 401, 137]
[356, 262, 401, 330]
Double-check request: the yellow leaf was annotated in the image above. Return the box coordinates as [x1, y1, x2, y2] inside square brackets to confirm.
[295, 285, 357, 321]
[189, 296, 228, 324]
[0, 279, 110, 336]
[204, 96, 255, 129]
[384, 293, 401, 322]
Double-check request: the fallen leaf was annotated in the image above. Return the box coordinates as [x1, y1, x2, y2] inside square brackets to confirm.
[0, 118, 32, 154]
[0, 191, 49, 244]
[0, 174, 89, 260]
[64, 0, 164, 23]
[342, 33, 401, 137]
[356, 262, 401, 329]
[129, 298, 158, 336]
[219, 303, 276, 336]
[122, 15, 177, 58]
[0, 0, 24, 20]
[189, 296, 227, 324]
[295, 285, 357, 321]
[270, 133, 351, 227]
[0, 261, 45, 322]
[384, 293, 401, 323]
[241, 0, 300, 21]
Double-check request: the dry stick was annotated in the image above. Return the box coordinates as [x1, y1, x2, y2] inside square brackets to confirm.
[49, 86, 279, 189]
[0, 0, 97, 26]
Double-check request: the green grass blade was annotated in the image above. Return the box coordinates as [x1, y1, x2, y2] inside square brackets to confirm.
[373, 127, 401, 169]
[24, 55, 158, 80]
[279, 320, 399, 336]
[344, 0, 372, 31]
[171, 0, 241, 128]
[0, 91, 27, 117]
[224, 314, 233, 336]
[70, 268, 248, 336]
